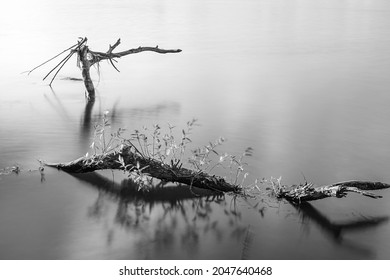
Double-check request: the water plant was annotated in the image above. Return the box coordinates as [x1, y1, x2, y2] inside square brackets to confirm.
[46, 111, 390, 203]
[81, 111, 256, 193]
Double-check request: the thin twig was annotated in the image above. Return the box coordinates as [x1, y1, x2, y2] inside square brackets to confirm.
[107, 38, 121, 53]
[43, 38, 87, 84]
[109, 58, 120, 72]
[23, 41, 82, 75]
[43, 51, 75, 81]
[49, 50, 77, 86]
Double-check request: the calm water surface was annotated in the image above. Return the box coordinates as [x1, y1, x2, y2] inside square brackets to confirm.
[1, 0, 390, 259]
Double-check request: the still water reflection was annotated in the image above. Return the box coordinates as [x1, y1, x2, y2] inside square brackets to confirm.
[1, 0, 390, 259]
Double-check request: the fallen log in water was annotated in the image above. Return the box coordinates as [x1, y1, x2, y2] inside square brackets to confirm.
[270, 178, 390, 203]
[46, 145, 240, 193]
[44, 113, 389, 200]
[46, 144, 390, 201]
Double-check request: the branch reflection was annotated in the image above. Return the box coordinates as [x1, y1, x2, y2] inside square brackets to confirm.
[294, 201, 389, 257]
[71, 172, 249, 259]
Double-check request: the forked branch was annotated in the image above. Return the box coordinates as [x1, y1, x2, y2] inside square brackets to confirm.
[25, 37, 182, 99]
[90, 45, 182, 65]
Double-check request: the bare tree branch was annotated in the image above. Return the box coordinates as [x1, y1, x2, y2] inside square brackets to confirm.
[25, 37, 182, 99]
[90, 43, 182, 65]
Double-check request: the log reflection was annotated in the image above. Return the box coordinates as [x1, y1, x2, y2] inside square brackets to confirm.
[71, 172, 248, 258]
[294, 201, 389, 257]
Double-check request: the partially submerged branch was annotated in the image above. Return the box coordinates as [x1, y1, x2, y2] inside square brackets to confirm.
[270, 178, 390, 203]
[46, 148, 390, 200]
[46, 145, 239, 194]
[25, 37, 182, 99]
[78, 38, 181, 99]
[44, 113, 389, 201]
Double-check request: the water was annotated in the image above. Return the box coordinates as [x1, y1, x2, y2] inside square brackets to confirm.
[1, 0, 390, 259]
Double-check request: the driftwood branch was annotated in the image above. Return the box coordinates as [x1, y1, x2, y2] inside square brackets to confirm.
[272, 179, 390, 203]
[45, 143, 389, 201]
[79, 38, 181, 99]
[46, 145, 239, 193]
[90, 46, 182, 65]
[25, 37, 182, 99]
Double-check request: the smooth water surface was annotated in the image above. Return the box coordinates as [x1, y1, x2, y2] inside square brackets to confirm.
[1, 0, 390, 259]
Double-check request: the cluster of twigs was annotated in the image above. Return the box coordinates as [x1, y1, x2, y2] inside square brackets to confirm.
[24, 37, 87, 86]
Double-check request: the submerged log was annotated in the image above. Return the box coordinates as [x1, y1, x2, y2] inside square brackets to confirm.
[46, 145, 239, 193]
[274, 180, 390, 203]
[46, 144, 390, 200]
